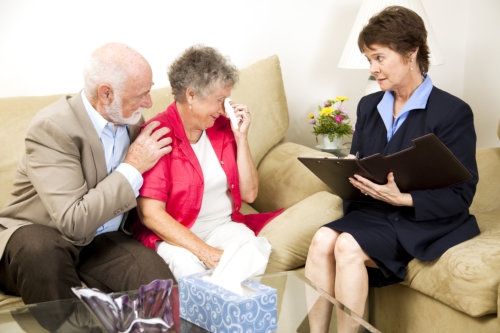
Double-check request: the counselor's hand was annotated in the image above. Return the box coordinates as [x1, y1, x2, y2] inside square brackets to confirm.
[349, 172, 414, 207]
[124, 121, 172, 174]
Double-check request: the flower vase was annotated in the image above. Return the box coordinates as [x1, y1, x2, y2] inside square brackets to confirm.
[323, 136, 342, 149]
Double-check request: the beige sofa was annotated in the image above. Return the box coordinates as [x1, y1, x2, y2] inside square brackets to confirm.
[0, 55, 499, 332]
[0, 55, 340, 307]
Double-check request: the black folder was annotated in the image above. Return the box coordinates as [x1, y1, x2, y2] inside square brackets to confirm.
[298, 133, 473, 201]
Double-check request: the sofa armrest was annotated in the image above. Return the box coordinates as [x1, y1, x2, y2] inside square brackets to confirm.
[498, 284, 500, 324]
[253, 141, 335, 212]
[470, 147, 500, 214]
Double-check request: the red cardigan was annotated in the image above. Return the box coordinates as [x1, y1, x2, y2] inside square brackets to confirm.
[133, 102, 282, 250]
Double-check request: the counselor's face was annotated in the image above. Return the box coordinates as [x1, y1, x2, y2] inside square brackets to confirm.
[191, 85, 232, 130]
[363, 44, 413, 92]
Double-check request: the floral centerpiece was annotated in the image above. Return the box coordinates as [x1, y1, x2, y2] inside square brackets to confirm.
[308, 96, 352, 147]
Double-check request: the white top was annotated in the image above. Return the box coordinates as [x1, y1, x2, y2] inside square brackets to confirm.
[189, 131, 233, 240]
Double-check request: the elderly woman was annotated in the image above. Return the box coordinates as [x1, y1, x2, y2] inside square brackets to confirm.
[305, 6, 479, 332]
[133, 45, 280, 279]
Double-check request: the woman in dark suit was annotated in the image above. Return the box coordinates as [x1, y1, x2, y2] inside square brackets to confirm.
[305, 6, 479, 332]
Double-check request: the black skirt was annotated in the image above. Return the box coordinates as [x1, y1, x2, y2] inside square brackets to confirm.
[323, 205, 414, 287]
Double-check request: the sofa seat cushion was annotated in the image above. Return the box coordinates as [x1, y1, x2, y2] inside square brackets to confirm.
[0, 290, 23, 309]
[404, 209, 500, 317]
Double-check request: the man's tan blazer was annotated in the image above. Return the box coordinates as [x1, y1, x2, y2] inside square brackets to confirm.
[0, 93, 143, 259]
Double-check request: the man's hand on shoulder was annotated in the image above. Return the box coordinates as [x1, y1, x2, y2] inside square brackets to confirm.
[124, 121, 172, 174]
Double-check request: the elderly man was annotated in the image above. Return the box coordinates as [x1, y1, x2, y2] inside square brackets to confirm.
[0, 43, 174, 310]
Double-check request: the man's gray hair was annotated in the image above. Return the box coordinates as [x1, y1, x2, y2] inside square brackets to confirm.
[83, 53, 127, 100]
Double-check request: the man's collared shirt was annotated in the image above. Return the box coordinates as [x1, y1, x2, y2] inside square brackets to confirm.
[81, 91, 142, 235]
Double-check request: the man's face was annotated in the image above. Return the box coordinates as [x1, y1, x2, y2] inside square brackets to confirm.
[104, 93, 140, 125]
[107, 72, 153, 125]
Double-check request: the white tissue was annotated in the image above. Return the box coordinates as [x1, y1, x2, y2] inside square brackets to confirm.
[207, 237, 272, 295]
[224, 98, 241, 128]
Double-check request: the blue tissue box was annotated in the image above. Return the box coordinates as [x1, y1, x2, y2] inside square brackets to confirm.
[179, 270, 277, 333]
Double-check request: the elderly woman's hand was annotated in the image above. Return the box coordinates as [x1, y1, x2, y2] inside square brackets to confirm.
[199, 246, 224, 269]
[227, 101, 251, 136]
[349, 172, 414, 207]
[227, 100, 259, 202]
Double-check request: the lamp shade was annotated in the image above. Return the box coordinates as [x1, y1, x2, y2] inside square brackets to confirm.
[338, 0, 444, 69]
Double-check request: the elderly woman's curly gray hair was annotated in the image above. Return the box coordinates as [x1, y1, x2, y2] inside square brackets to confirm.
[168, 45, 239, 102]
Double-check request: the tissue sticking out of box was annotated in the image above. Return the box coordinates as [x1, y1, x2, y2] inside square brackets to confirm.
[206, 237, 272, 295]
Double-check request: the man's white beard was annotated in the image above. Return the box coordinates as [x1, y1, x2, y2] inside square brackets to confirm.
[106, 94, 142, 125]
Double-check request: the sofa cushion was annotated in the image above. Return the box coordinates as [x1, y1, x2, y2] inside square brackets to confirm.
[470, 148, 500, 214]
[405, 147, 500, 317]
[0, 290, 23, 309]
[406, 209, 500, 317]
[231, 55, 289, 166]
[253, 142, 332, 212]
[0, 94, 64, 207]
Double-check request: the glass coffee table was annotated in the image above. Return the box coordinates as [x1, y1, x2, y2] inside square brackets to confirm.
[0, 270, 380, 332]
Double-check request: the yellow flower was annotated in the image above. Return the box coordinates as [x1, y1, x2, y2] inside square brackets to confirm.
[336, 96, 349, 102]
[308, 112, 315, 119]
[320, 106, 333, 116]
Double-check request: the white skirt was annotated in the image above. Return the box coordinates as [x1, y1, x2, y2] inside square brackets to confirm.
[156, 221, 271, 279]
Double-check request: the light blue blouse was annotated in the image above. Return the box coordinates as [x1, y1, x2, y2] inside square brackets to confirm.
[377, 75, 433, 141]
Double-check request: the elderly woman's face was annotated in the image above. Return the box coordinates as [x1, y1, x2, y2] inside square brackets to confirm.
[192, 85, 232, 129]
[363, 44, 413, 92]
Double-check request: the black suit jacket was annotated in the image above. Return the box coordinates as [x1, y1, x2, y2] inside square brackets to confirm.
[347, 86, 479, 260]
